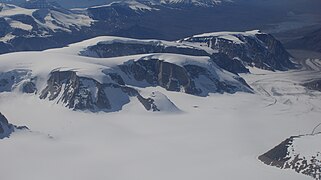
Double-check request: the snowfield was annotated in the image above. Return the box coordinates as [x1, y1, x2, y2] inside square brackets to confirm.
[0, 45, 320, 180]
[185, 30, 262, 44]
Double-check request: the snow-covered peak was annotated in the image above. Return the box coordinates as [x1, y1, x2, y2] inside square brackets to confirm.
[184, 30, 262, 44]
[0, 2, 93, 34]
[90, 0, 158, 12]
[156, 0, 232, 7]
[0, 48, 252, 112]
[192, 30, 261, 38]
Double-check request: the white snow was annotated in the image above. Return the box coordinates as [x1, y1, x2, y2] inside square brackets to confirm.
[290, 134, 321, 161]
[146, 91, 182, 112]
[90, 0, 158, 12]
[0, 3, 35, 17]
[0, 33, 15, 42]
[43, 10, 93, 32]
[187, 30, 262, 44]
[8, 19, 33, 31]
[158, 0, 229, 6]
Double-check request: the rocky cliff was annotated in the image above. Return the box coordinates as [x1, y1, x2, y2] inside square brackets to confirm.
[259, 134, 321, 179]
[181, 30, 296, 71]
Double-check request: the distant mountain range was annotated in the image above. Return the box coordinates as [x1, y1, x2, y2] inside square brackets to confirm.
[0, 0, 320, 56]
[1, 0, 232, 8]
[0, 0, 299, 54]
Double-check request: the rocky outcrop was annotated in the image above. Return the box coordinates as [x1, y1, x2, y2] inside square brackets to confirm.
[0, 112, 14, 139]
[210, 53, 249, 74]
[38, 54, 251, 112]
[82, 41, 209, 58]
[0, 112, 28, 139]
[81, 38, 251, 74]
[303, 80, 321, 92]
[259, 134, 321, 179]
[137, 94, 160, 112]
[80, 32, 295, 73]
[82, 39, 251, 74]
[118, 57, 251, 96]
[137, 91, 182, 112]
[40, 71, 114, 111]
[0, 70, 37, 93]
[182, 31, 296, 71]
[39, 70, 178, 112]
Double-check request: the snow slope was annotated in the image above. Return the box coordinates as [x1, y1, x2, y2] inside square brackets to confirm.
[186, 30, 262, 44]
[0, 65, 319, 180]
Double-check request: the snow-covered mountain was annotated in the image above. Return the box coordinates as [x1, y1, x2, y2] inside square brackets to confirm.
[0, 42, 320, 180]
[0, 30, 298, 112]
[0, 0, 310, 53]
[181, 30, 296, 71]
[0, 2, 93, 53]
[0, 0, 231, 8]
[89, 0, 158, 12]
[0, 1, 296, 73]
[154, 0, 231, 7]
[0, 2, 92, 33]
[0, 50, 251, 112]
[72, 31, 295, 73]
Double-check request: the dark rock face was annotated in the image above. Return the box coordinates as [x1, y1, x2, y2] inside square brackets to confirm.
[182, 32, 296, 71]
[119, 58, 251, 96]
[40, 71, 112, 111]
[0, 70, 36, 93]
[38, 55, 251, 112]
[303, 80, 321, 92]
[83, 42, 209, 58]
[0, 113, 14, 139]
[210, 53, 249, 74]
[39, 70, 167, 112]
[259, 134, 321, 179]
[82, 41, 250, 74]
[137, 94, 160, 112]
[22, 81, 37, 94]
[81, 33, 295, 73]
